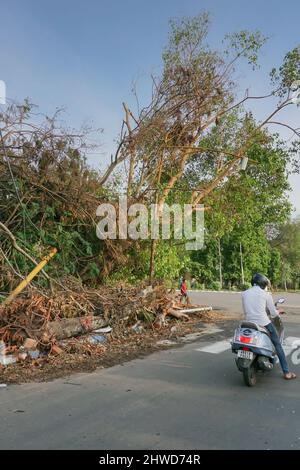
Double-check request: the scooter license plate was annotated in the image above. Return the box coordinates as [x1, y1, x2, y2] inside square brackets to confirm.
[237, 350, 253, 360]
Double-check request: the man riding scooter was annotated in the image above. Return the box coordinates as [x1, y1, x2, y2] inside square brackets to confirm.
[242, 273, 296, 381]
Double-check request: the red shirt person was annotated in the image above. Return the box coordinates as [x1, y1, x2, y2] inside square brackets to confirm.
[180, 277, 189, 304]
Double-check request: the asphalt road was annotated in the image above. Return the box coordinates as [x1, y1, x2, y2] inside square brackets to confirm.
[1, 291, 300, 450]
[189, 290, 300, 317]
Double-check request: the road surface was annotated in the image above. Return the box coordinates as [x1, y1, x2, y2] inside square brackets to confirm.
[189, 290, 300, 316]
[0, 291, 300, 450]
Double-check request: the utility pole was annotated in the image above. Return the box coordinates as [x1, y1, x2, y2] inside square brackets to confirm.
[149, 238, 157, 282]
[218, 238, 223, 288]
[240, 242, 245, 285]
[149, 189, 158, 282]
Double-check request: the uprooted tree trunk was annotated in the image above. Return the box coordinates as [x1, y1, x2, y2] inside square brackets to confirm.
[41, 316, 109, 342]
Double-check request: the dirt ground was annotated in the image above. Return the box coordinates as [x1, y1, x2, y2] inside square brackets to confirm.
[0, 310, 236, 384]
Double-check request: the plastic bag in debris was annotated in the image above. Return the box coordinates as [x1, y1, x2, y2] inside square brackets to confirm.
[28, 350, 40, 359]
[0, 355, 17, 366]
[88, 335, 107, 345]
[131, 322, 144, 333]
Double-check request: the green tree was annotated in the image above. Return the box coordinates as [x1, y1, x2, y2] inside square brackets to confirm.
[188, 134, 292, 288]
[271, 217, 300, 289]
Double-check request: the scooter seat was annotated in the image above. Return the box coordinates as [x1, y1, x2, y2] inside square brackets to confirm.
[240, 321, 271, 337]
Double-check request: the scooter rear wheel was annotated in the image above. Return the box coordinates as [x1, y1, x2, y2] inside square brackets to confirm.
[243, 363, 257, 387]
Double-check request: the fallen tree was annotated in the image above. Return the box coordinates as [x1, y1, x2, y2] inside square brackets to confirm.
[41, 316, 108, 342]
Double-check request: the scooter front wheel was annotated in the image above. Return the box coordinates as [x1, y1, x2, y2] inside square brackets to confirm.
[243, 363, 257, 387]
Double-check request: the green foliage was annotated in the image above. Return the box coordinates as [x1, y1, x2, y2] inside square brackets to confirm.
[207, 280, 222, 291]
[188, 134, 293, 289]
[240, 282, 252, 291]
[163, 12, 211, 68]
[108, 266, 140, 285]
[268, 249, 282, 286]
[154, 243, 189, 279]
[270, 217, 300, 289]
[225, 30, 267, 68]
[270, 45, 300, 98]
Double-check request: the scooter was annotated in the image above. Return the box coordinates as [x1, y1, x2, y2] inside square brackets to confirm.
[231, 298, 285, 386]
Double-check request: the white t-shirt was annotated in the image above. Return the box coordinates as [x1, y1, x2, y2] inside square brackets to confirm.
[242, 285, 279, 327]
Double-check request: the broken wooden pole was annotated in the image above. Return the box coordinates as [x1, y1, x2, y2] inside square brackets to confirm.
[2, 247, 57, 306]
[178, 306, 212, 314]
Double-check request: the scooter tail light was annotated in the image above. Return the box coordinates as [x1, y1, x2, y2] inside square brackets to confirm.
[240, 335, 252, 344]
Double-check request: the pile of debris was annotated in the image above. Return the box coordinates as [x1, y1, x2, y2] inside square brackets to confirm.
[0, 282, 212, 368]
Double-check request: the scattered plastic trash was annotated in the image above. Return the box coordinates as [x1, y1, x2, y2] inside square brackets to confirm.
[28, 350, 40, 359]
[18, 351, 28, 361]
[131, 322, 144, 333]
[0, 384, 7, 388]
[0, 355, 17, 366]
[0, 340, 6, 354]
[0, 340, 18, 366]
[93, 326, 112, 334]
[17, 346, 27, 361]
[88, 335, 107, 345]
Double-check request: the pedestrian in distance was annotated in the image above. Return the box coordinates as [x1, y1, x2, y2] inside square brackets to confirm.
[180, 277, 190, 305]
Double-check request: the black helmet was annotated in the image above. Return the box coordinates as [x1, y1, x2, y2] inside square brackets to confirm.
[251, 273, 270, 290]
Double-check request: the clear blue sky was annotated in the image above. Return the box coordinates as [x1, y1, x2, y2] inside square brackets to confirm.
[0, 0, 299, 212]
